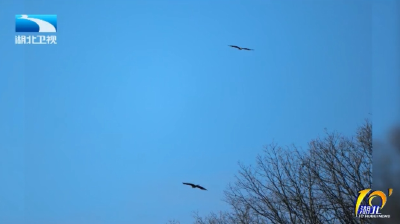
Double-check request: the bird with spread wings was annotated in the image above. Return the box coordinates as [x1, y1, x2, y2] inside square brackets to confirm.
[228, 45, 254, 51]
[183, 182, 207, 190]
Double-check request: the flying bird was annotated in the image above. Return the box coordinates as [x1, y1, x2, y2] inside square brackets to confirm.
[228, 45, 254, 51]
[183, 182, 207, 190]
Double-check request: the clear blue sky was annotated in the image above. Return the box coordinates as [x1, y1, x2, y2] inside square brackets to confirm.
[0, 0, 398, 223]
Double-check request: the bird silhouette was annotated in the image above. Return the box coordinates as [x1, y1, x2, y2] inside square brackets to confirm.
[228, 45, 254, 51]
[183, 182, 207, 190]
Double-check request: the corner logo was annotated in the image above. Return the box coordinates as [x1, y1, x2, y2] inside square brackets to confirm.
[15, 14, 57, 32]
[354, 188, 393, 219]
[15, 14, 57, 45]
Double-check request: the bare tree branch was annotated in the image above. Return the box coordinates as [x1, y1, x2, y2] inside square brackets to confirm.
[168, 121, 374, 224]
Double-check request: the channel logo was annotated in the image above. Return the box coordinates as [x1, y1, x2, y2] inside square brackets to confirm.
[15, 15, 57, 32]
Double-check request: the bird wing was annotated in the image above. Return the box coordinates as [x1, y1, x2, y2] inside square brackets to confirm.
[229, 45, 241, 49]
[183, 182, 195, 186]
[242, 48, 253, 51]
[197, 185, 207, 190]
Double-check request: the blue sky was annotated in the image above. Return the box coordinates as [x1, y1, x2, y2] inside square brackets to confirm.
[0, 0, 398, 223]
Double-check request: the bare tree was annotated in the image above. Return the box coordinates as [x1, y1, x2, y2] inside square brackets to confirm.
[221, 121, 372, 224]
[192, 211, 232, 224]
[166, 219, 181, 224]
[168, 121, 374, 223]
